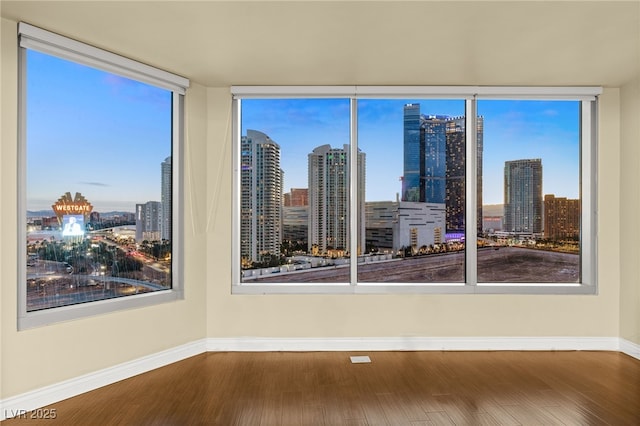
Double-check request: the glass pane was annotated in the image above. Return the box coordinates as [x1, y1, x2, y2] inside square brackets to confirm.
[478, 100, 581, 283]
[239, 99, 351, 283]
[357, 99, 467, 283]
[25, 50, 173, 311]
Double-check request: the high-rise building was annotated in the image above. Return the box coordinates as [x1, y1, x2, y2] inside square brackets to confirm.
[402, 104, 484, 233]
[282, 206, 308, 244]
[308, 144, 365, 255]
[402, 104, 422, 203]
[283, 189, 309, 246]
[284, 188, 308, 207]
[136, 201, 162, 242]
[445, 116, 484, 233]
[402, 107, 447, 204]
[161, 156, 171, 241]
[544, 194, 580, 240]
[240, 130, 283, 263]
[504, 159, 543, 234]
[420, 115, 448, 204]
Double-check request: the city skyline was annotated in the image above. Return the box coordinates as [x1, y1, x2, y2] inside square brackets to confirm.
[241, 98, 580, 205]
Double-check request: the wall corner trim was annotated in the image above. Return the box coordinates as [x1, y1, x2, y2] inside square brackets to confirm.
[2, 336, 637, 420]
[620, 338, 640, 361]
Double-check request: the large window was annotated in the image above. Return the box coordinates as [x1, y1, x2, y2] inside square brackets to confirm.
[232, 87, 599, 294]
[477, 100, 583, 283]
[18, 23, 189, 328]
[239, 99, 351, 283]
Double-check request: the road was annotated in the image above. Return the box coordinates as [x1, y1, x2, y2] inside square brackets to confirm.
[246, 247, 579, 284]
[26, 259, 168, 311]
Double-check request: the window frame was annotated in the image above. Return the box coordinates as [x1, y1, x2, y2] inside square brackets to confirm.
[17, 23, 188, 329]
[232, 86, 600, 295]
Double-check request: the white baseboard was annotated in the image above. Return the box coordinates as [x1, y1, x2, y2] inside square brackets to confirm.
[2, 336, 637, 420]
[205, 336, 621, 352]
[620, 338, 640, 360]
[0, 339, 207, 421]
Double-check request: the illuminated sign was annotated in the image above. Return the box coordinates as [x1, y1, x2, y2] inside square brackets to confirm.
[61, 214, 85, 236]
[52, 192, 93, 230]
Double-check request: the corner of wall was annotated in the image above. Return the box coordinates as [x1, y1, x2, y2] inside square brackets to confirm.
[620, 75, 640, 346]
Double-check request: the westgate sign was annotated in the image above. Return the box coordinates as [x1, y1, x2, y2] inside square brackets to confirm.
[52, 192, 93, 223]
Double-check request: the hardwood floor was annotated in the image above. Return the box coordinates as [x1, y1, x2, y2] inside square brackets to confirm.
[3, 351, 639, 425]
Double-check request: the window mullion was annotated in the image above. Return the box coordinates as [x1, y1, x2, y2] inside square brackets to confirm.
[232, 98, 241, 287]
[350, 98, 359, 286]
[581, 100, 597, 287]
[466, 98, 478, 286]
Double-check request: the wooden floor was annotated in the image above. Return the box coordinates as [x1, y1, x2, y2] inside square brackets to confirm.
[3, 351, 640, 425]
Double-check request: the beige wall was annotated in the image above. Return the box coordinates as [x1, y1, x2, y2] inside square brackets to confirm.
[0, 14, 636, 402]
[620, 74, 640, 345]
[0, 19, 208, 398]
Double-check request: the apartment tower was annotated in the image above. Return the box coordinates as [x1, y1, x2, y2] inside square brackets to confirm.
[504, 159, 543, 234]
[161, 156, 171, 241]
[240, 130, 283, 263]
[544, 194, 580, 240]
[135, 201, 162, 243]
[308, 144, 365, 255]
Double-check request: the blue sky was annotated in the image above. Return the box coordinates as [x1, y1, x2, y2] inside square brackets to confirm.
[26, 50, 579, 212]
[26, 50, 171, 212]
[242, 98, 580, 205]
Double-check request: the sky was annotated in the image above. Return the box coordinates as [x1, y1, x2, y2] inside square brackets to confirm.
[26, 50, 172, 213]
[241, 98, 580, 205]
[26, 49, 580, 213]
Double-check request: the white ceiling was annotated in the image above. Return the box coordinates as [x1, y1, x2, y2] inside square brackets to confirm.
[2, 1, 639, 88]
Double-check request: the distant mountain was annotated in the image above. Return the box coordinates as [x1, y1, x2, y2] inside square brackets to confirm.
[27, 210, 134, 218]
[99, 211, 135, 217]
[27, 210, 55, 217]
[483, 204, 503, 217]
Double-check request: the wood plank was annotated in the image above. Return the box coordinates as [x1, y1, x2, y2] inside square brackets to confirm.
[2, 351, 638, 425]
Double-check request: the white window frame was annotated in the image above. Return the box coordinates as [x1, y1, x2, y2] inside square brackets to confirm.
[17, 23, 189, 329]
[232, 86, 600, 295]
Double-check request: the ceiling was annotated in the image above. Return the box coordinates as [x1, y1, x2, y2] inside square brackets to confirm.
[2, 1, 639, 88]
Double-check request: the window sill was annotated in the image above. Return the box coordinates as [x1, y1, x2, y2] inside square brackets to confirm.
[18, 289, 183, 330]
[231, 283, 596, 295]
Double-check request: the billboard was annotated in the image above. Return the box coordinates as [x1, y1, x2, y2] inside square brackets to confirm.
[61, 214, 85, 237]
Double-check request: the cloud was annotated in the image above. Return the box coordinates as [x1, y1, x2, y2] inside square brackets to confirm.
[78, 181, 110, 187]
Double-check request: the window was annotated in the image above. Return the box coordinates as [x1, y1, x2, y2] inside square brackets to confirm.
[239, 98, 351, 283]
[358, 99, 468, 284]
[18, 23, 189, 329]
[477, 100, 583, 283]
[232, 87, 599, 294]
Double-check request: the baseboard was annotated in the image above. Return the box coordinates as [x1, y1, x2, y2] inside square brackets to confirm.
[206, 336, 621, 352]
[0, 339, 207, 421]
[620, 338, 640, 360]
[2, 336, 635, 420]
